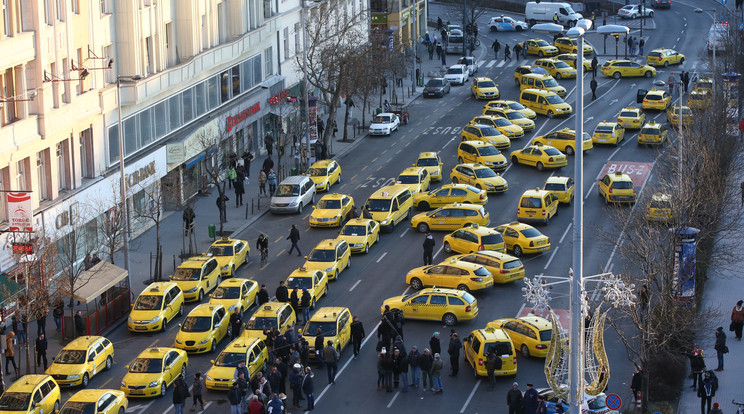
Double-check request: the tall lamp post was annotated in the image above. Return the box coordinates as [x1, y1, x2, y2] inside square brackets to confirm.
[694, 8, 718, 95]
[532, 21, 629, 413]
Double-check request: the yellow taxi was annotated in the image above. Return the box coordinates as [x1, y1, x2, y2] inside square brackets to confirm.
[450, 163, 508, 193]
[531, 128, 592, 155]
[396, 167, 431, 194]
[306, 159, 341, 192]
[442, 224, 505, 255]
[411, 203, 490, 233]
[338, 218, 380, 254]
[555, 53, 593, 71]
[494, 221, 551, 256]
[120, 348, 188, 398]
[457, 141, 508, 172]
[645, 48, 685, 67]
[534, 58, 577, 79]
[667, 104, 694, 127]
[463, 327, 517, 377]
[553, 37, 594, 55]
[170, 256, 221, 302]
[205, 337, 268, 389]
[519, 38, 559, 57]
[601, 60, 656, 79]
[364, 185, 414, 233]
[286, 267, 328, 309]
[485, 100, 537, 120]
[518, 74, 567, 98]
[616, 107, 646, 129]
[304, 238, 351, 280]
[46, 336, 114, 387]
[129, 282, 185, 333]
[470, 77, 500, 100]
[688, 89, 711, 110]
[638, 121, 668, 146]
[60, 390, 127, 414]
[381, 287, 479, 326]
[414, 152, 443, 182]
[598, 172, 637, 204]
[470, 115, 524, 139]
[208, 237, 250, 277]
[242, 303, 296, 338]
[488, 316, 552, 357]
[0, 375, 61, 414]
[451, 251, 525, 284]
[543, 176, 575, 204]
[309, 193, 355, 227]
[510, 144, 567, 171]
[461, 124, 511, 151]
[174, 304, 229, 353]
[642, 88, 671, 111]
[300, 307, 352, 361]
[413, 184, 487, 210]
[694, 77, 713, 94]
[592, 121, 625, 145]
[518, 188, 559, 225]
[482, 107, 535, 132]
[513, 65, 551, 86]
[645, 192, 673, 222]
[406, 259, 494, 292]
[518, 89, 573, 118]
[209, 278, 259, 314]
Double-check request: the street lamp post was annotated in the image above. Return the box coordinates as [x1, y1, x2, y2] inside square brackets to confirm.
[695, 8, 718, 95]
[300, 0, 311, 171]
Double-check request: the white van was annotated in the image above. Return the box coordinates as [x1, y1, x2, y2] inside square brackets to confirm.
[707, 22, 727, 54]
[525, 2, 583, 27]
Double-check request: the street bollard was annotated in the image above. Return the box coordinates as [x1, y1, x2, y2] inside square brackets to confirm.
[252, 199, 255, 215]
[173, 254, 177, 271]
[245, 202, 249, 219]
[258, 197, 261, 210]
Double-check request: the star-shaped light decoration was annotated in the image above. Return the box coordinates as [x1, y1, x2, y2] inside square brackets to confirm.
[522, 276, 553, 313]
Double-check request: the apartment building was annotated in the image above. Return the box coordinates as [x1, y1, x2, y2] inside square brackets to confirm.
[370, 0, 427, 47]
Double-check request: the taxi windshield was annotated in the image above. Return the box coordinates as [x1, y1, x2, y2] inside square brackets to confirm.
[373, 115, 391, 124]
[212, 286, 242, 299]
[474, 168, 497, 178]
[317, 199, 341, 209]
[493, 118, 511, 126]
[508, 102, 527, 110]
[134, 295, 163, 311]
[505, 111, 525, 120]
[477, 146, 500, 156]
[648, 52, 661, 58]
[417, 158, 439, 166]
[308, 249, 335, 262]
[286, 277, 313, 290]
[544, 183, 565, 191]
[397, 175, 420, 184]
[484, 342, 513, 356]
[54, 349, 86, 364]
[59, 401, 94, 414]
[172, 267, 200, 281]
[215, 351, 245, 367]
[543, 79, 559, 87]
[0, 393, 30, 411]
[367, 199, 391, 212]
[341, 225, 366, 236]
[520, 228, 543, 238]
[129, 358, 163, 373]
[181, 316, 212, 332]
[307, 168, 328, 177]
[477, 80, 496, 88]
[462, 292, 476, 304]
[304, 321, 337, 337]
[535, 40, 550, 47]
[479, 126, 501, 136]
[208, 245, 233, 256]
[554, 61, 570, 68]
[245, 316, 277, 330]
[544, 148, 562, 156]
[620, 111, 638, 117]
[545, 95, 563, 104]
[275, 184, 300, 196]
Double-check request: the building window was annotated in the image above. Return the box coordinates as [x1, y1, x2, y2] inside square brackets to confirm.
[100, 0, 110, 14]
[1, 67, 17, 125]
[294, 23, 300, 56]
[103, 45, 114, 84]
[0, 167, 8, 221]
[218, 1, 227, 44]
[2, 0, 10, 37]
[264, 47, 272, 79]
[283, 27, 289, 60]
[76, 48, 83, 95]
[56, 0, 64, 21]
[44, 0, 53, 24]
[220, 71, 229, 103]
[36, 152, 48, 201]
[15, 159, 26, 192]
[79, 129, 94, 179]
[165, 22, 176, 67]
[71, 0, 79, 14]
[145, 36, 153, 74]
[231, 65, 240, 97]
[56, 142, 67, 190]
[201, 15, 208, 49]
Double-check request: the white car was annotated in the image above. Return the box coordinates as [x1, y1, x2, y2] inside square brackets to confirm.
[488, 16, 528, 32]
[368, 113, 400, 136]
[444, 64, 469, 85]
[618, 4, 654, 18]
[457, 57, 479, 76]
[447, 24, 463, 34]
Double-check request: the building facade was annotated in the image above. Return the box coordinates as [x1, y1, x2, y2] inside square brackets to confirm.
[370, 0, 427, 48]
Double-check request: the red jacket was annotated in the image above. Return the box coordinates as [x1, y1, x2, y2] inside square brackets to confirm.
[732, 306, 744, 322]
[248, 399, 262, 414]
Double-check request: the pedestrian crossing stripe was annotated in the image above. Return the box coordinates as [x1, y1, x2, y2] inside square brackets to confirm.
[486, 60, 496, 68]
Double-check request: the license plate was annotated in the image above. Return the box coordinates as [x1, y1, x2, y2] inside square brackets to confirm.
[134, 326, 147, 331]
[129, 390, 144, 395]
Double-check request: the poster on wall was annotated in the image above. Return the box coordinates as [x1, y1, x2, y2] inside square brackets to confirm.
[7, 192, 33, 232]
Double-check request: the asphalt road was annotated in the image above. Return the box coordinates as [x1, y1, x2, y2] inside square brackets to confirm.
[66, 1, 720, 414]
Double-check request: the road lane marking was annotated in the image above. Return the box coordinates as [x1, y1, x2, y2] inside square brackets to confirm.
[544, 247, 559, 270]
[387, 391, 401, 408]
[433, 244, 444, 259]
[516, 302, 526, 318]
[101, 378, 112, 388]
[459, 380, 482, 413]
[607, 147, 621, 159]
[349, 279, 362, 291]
[377, 252, 388, 263]
[274, 236, 282, 243]
[372, 157, 379, 162]
[585, 183, 597, 199]
[486, 60, 496, 67]
[559, 223, 572, 244]
[400, 228, 410, 238]
[351, 174, 358, 181]
[362, 165, 368, 171]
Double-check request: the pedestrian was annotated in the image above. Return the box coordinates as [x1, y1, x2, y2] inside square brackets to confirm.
[491, 39, 500, 59]
[731, 300, 744, 340]
[698, 370, 718, 414]
[710, 402, 723, 414]
[74, 310, 85, 337]
[268, 366, 283, 395]
[287, 224, 301, 256]
[714, 327, 727, 371]
[485, 345, 501, 390]
[536, 394, 549, 413]
[419, 348, 433, 391]
[524, 383, 539, 414]
[514, 43, 522, 60]
[437, 17, 443, 31]
[228, 382, 243, 414]
[288, 363, 303, 409]
[381, 348, 395, 392]
[262, 157, 274, 175]
[447, 332, 462, 376]
[4, 331, 16, 376]
[52, 299, 63, 332]
[504, 45, 511, 62]
[631, 365, 642, 397]
[301, 290, 311, 325]
[436, 42, 443, 60]
[241, 149, 254, 178]
[302, 366, 315, 411]
[257, 284, 270, 306]
[691, 72, 699, 89]
[429, 331, 441, 355]
[172, 375, 190, 414]
[226, 165, 236, 189]
[431, 353, 443, 394]
[35, 333, 47, 370]
[230, 309, 242, 340]
[631, 36, 637, 56]
[383, 100, 391, 112]
[590, 77, 598, 101]
[254, 374, 272, 403]
[264, 133, 274, 157]
[441, 50, 446, 67]
[506, 382, 524, 414]
[376, 349, 387, 391]
[233, 174, 244, 207]
[276, 281, 289, 303]
[682, 71, 690, 93]
[256, 234, 269, 262]
[393, 348, 409, 392]
[267, 393, 284, 414]
[258, 169, 267, 196]
[553, 12, 559, 24]
[192, 373, 204, 411]
[639, 37, 645, 56]
[248, 395, 262, 414]
[267, 169, 277, 194]
[216, 193, 229, 223]
[290, 288, 300, 320]
[627, 36, 633, 56]
[668, 72, 677, 96]
[408, 346, 421, 388]
[423, 232, 435, 265]
[13, 313, 26, 344]
[350, 315, 365, 359]
[322, 341, 338, 384]
[36, 305, 47, 337]
[591, 56, 598, 78]
[428, 42, 434, 60]
[317, 119, 325, 139]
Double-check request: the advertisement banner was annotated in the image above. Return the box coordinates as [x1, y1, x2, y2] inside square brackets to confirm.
[7, 192, 33, 232]
[671, 227, 699, 301]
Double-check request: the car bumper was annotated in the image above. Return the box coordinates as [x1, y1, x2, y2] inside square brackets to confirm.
[271, 205, 301, 213]
[607, 195, 637, 203]
[51, 376, 84, 387]
[347, 243, 369, 253]
[369, 130, 392, 135]
[545, 161, 568, 168]
[424, 91, 445, 97]
[619, 121, 642, 129]
[643, 103, 667, 110]
[128, 321, 162, 332]
[493, 271, 525, 284]
[485, 184, 508, 193]
[314, 183, 328, 191]
[122, 386, 161, 398]
[309, 219, 342, 227]
[476, 92, 500, 100]
[522, 243, 551, 254]
[174, 342, 211, 354]
[469, 280, 495, 291]
[206, 378, 234, 390]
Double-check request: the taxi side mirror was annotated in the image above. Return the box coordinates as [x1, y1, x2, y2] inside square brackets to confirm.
[164, 365, 171, 371]
[210, 360, 215, 364]
[125, 365, 130, 370]
[304, 256, 308, 259]
[412, 164, 416, 167]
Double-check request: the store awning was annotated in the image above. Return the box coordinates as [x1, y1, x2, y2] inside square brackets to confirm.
[60, 261, 128, 304]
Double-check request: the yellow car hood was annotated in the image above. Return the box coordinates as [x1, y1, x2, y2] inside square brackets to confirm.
[210, 298, 241, 311]
[46, 363, 84, 376]
[130, 309, 162, 322]
[480, 176, 508, 186]
[311, 209, 343, 220]
[209, 256, 233, 268]
[206, 365, 235, 381]
[309, 176, 329, 186]
[172, 280, 200, 291]
[242, 329, 265, 339]
[303, 261, 334, 272]
[476, 86, 499, 94]
[175, 330, 211, 344]
[499, 125, 522, 133]
[122, 372, 162, 386]
[338, 234, 368, 245]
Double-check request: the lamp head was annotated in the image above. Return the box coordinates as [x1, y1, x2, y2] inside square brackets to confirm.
[576, 19, 592, 31]
[566, 27, 584, 38]
[530, 23, 564, 34]
[597, 24, 630, 36]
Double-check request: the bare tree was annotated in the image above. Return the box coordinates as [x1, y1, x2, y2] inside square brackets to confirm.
[96, 183, 125, 266]
[195, 126, 231, 235]
[131, 181, 171, 281]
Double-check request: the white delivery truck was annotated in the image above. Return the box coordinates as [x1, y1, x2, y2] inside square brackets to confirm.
[524, 2, 583, 27]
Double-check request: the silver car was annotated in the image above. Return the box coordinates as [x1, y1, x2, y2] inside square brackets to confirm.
[270, 175, 316, 214]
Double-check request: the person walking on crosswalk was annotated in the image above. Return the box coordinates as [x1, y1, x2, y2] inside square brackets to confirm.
[514, 43, 522, 60]
[504, 45, 511, 62]
[491, 39, 500, 59]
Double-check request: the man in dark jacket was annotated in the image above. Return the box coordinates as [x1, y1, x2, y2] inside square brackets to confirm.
[257, 284, 270, 306]
[74, 311, 85, 337]
[591, 56, 599, 78]
[714, 327, 726, 371]
[506, 382, 524, 414]
[182, 204, 196, 235]
[393, 348, 409, 392]
[241, 150, 254, 178]
[485, 346, 501, 390]
[228, 382, 243, 414]
[350, 316, 365, 359]
[447, 332, 462, 376]
[590, 78, 598, 101]
[287, 225, 301, 256]
[275, 281, 289, 302]
[267, 365, 283, 395]
[313, 328, 325, 366]
[322, 341, 338, 384]
[288, 364, 303, 409]
[266, 393, 284, 414]
[429, 332, 441, 355]
[172, 375, 190, 414]
[301, 289, 311, 324]
[423, 233, 435, 265]
[689, 346, 705, 390]
[302, 367, 315, 410]
[290, 288, 300, 319]
[230, 309, 242, 340]
[524, 383, 539, 414]
[698, 370, 718, 414]
[631, 366, 643, 396]
[380, 351, 395, 392]
[35, 334, 48, 369]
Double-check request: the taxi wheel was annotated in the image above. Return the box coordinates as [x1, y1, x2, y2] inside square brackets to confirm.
[443, 313, 458, 326]
[324, 284, 329, 297]
[419, 201, 430, 211]
[538, 51, 544, 57]
[565, 146, 575, 155]
[516, 26, 523, 32]
[536, 162, 545, 171]
[443, 242, 453, 253]
[160, 382, 167, 396]
[364, 243, 370, 254]
[458, 156, 464, 164]
[679, 57, 684, 64]
[417, 223, 430, 233]
[521, 344, 531, 357]
[334, 270, 339, 280]
[338, 174, 341, 184]
[410, 278, 423, 290]
[644, 71, 653, 78]
[457, 284, 470, 293]
[544, 215, 550, 225]
[376, 234, 380, 243]
[82, 373, 89, 387]
[513, 245, 523, 257]
[311, 298, 316, 310]
[347, 257, 351, 269]
[106, 356, 113, 370]
[178, 304, 184, 316]
[54, 401, 60, 413]
[556, 73, 562, 80]
[663, 61, 669, 68]
[210, 339, 216, 353]
[231, 265, 235, 276]
[119, 407, 125, 414]
[198, 290, 204, 302]
[161, 319, 168, 332]
[297, 202, 303, 214]
[511, 155, 519, 165]
[547, 110, 555, 119]
[613, 72, 621, 79]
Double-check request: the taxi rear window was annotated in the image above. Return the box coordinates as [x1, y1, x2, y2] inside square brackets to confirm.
[641, 127, 660, 134]
[645, 95, 661, 100]
[648, 52, 661, 58]
[595, 126, 614, 133]
[520, 197, 542, 208]
[462, 292, 476, 304]
[612, 181, 634, 190]
[544, 183, 565, 191]
[503, 259, 523, 270]
[539, 329, 552, 341]
[620, 111, 637, 117]
[484, 341, 513, 356]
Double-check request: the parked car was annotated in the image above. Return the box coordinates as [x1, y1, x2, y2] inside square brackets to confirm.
[270, 176, 316, 214]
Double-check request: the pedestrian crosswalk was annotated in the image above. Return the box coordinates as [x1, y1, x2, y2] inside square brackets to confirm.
[482, 59, 530, 68]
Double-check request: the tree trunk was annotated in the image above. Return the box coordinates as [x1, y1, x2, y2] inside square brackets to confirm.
[342, 98, 351, 142]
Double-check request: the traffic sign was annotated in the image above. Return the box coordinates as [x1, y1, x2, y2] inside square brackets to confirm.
[605, 394, 622, 410]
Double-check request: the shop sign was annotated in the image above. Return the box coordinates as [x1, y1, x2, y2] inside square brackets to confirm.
[269, 89, 290, 105]
[226, 102, 261, 132]
[371, 14, 388, 24]
[7, 193, 33, 232]
[126, 161, 156, 189]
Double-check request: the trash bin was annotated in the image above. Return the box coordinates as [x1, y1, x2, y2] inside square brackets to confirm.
[290, 167, 297, 175]
[418, 77, 424, 87]
[208, 224, 216, 239]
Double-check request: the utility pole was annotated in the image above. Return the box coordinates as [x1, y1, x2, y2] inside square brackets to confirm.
[300, 0, 311, 172]
[462, 0, 467, 59]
